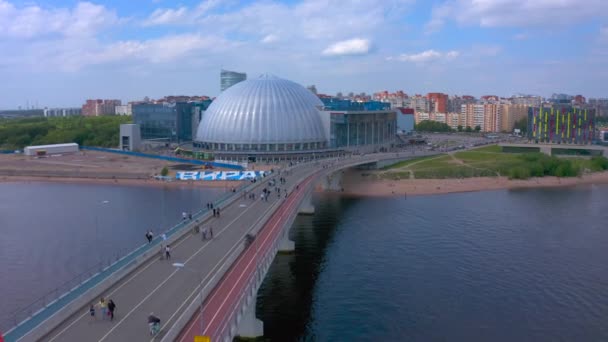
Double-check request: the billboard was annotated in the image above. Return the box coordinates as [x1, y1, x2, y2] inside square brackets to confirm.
[175, 170, 268, 181]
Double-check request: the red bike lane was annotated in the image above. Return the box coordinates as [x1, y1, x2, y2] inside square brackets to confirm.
[178, 173, 316, 342]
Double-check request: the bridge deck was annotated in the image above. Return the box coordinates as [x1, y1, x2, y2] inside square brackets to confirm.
[33, 164, 314, 342]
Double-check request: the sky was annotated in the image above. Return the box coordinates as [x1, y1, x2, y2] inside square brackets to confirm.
[1, 0, 607, 109]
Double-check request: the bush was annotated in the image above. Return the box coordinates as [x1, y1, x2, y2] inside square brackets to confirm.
[554, 160, 580, 177]
[509, 167, 531, 179]
[160, 166, 169, 177]
[590, 156, 608, 171]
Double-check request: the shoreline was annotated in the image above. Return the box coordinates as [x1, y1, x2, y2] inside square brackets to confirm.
[0, 175, 244, 189]
[333, 170, 608, 197]
[3, 171, 608, 196]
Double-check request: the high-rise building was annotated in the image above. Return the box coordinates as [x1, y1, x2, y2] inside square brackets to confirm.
[511, 94, 542, 107]
[374, 90, 408, 109]
[43, 107, 81, 117]
[82, 99, 121, 116]
[528, 106, 595, 144]
[483, 104, 502, 132]
[220, 69, 247, 92]
[406, 95, 429, 113]
[500, 104, 528, 132]
[427, 93, 448, 113]
[461, 104, 485, 131]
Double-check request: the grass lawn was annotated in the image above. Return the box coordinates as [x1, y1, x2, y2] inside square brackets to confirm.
[382, 155, 438, 170]
[380, 144, 608, 179]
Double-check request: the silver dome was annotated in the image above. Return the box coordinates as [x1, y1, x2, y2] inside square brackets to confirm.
[196, 74, 328, 151]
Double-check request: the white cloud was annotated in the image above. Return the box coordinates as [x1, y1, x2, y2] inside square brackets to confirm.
[0, 1, 118, 39]
[427, 0, 608, 32]
[144, 7, 188, 26]
[261, 34, 279, 44]
[322, 38, 371, 56]
[143, 0, 221, 26]
[389, 49, 459, 63]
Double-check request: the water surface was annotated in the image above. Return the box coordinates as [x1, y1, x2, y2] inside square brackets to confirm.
[258, 185, 608, 341]
[0, 181, 223, 330]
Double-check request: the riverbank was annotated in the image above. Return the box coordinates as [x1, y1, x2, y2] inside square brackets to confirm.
[0, 175, 243, 189]
[338, 169, 608, 197]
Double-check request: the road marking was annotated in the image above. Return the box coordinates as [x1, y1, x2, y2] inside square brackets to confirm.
[195, 178, 308, 340]
[46, 227, 195, 342]
[43, 164, 318, 341]
[203, 178, 307, 339]
[47, 190, 270, 342]
[149, 196, 281, 342]
[97, 194, 275, 342]
[176, 175, 307, 341]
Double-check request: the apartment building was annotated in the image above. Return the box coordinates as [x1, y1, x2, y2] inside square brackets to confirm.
[500, 104, 528, 132]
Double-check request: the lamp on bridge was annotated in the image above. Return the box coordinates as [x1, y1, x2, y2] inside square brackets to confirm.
[172, 262, 209, 341]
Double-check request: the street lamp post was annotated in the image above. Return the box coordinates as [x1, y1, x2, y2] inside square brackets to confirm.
[173, 262, 204, 335]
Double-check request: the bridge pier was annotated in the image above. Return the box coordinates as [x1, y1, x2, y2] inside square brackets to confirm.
[298, 192, 315, 215]
[278, 229, 295, 252]
[235, 294, 263, 338]
[321, 171, 343, 192]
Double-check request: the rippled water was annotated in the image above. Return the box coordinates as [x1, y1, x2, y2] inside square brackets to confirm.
[0, 182, 223, 330]
[258, 185, 608, 341]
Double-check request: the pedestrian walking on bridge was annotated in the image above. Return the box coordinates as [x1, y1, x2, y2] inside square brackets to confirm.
[108, 299, 116, 321]
[99, 298, 107, 320]
[165, 245, 171, 259]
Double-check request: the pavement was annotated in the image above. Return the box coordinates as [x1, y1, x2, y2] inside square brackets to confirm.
[176, 171, 319, 341]
[36, 161, 320, 342]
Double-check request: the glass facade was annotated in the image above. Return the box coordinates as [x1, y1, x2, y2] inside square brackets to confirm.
[330, 111, 397, 148]
[132, 102, 194, 142]
[220, 69, 247, 92]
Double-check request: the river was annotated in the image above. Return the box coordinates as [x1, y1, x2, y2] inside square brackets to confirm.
[2, 182, 608, 341]
[258, 185, 608, 341]
[0, 181, 224, 331]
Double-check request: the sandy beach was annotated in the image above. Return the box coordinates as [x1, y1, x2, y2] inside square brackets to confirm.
[337, 169, 608, 197]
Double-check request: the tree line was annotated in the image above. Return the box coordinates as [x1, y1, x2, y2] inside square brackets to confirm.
[0, 116, 132, 150]
[414, 117, 529, 133]
[414, 120, 481, 133]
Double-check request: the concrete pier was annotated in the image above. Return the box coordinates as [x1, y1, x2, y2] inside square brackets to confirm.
[235, 296, 263, 338]
[278, 231, 295, 252]
[298, 192, 315, 215]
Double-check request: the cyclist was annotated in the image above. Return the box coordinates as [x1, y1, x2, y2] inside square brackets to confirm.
[148, 313, 161, 336]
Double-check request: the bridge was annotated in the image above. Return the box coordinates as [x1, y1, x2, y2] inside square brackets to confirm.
[4, 151, 433, 342]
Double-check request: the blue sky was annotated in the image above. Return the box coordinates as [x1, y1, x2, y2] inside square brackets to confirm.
[1, 0, 607, 108]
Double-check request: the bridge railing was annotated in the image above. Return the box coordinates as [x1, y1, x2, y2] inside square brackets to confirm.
[2, 175, 267, 341]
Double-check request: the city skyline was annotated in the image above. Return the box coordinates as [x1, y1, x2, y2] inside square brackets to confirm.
[1, 0, 608, 108]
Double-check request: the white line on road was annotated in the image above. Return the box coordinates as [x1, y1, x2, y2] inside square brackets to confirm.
[156, 191, 289, 341]
[98, 194, 274, 342]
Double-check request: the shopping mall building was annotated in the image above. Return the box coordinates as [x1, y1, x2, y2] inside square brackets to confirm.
[193, 74, 397, 162]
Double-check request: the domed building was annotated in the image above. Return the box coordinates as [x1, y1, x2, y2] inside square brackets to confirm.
[195, 74, 329, 159]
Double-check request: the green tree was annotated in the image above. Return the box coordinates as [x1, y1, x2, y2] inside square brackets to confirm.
[465, 126, 473, 133]
[457, 125, 463, 132]
[474, 125, 481, 132]
[0, 115, 131, 149]
[414, 120, 453, 132]
[160, 166, 169, 177]
[514, 117, 528, 133]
